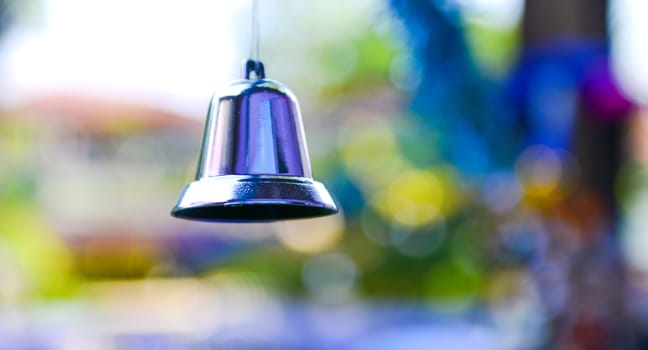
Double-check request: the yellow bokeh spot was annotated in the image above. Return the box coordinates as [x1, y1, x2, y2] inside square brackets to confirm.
[276, 213, 345, 254]
[340, 123, 408, 191]
[339, 121, 463, 226]
[0, 203, 77, 298]
[515, 145, 563, 201]
[373, 169, 445, 227]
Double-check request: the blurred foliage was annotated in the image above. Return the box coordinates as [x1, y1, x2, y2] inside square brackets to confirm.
[463, 21, 520, 77]
[0, 0, 8, 36]
[319, 31, 399, 96]
[0, 123, 78, 299]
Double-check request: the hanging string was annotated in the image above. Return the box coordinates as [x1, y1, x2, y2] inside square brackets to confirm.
[250, 0, 260, 63]
[244, 0, 264, 79]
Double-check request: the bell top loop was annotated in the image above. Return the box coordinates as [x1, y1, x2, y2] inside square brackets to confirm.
[243, 59, 265, 80]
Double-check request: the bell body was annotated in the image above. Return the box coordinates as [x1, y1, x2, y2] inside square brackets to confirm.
[197, 79, 311, 179]
[172, 66, 338, 222]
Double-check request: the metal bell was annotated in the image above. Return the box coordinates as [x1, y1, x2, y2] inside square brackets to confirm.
[171, 60, 338, 222]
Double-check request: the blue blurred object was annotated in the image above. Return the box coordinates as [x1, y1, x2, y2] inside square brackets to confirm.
[390, 0, 520, 176]
[507, 40, 632, 149]
[328, 172, 366, 216]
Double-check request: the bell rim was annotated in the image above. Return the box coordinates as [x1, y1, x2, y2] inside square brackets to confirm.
[171, 175, 338, 222]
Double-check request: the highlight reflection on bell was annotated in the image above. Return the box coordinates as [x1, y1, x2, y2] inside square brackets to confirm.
[171, 60, 338, 222]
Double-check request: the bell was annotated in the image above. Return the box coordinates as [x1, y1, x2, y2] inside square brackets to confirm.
[171, 60, 338, 222]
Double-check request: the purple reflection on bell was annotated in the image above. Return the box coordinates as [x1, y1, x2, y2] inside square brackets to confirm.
[171, 60, 338, 222]
[200, 80, 310, 178]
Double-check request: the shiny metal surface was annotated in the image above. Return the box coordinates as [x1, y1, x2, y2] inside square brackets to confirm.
[196, 78, 311, 179]
[172, 175, 337, 221]
[171, 60, 338, 222]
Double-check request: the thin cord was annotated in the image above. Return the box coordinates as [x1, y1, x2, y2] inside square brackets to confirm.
[250, 0, 260, 62]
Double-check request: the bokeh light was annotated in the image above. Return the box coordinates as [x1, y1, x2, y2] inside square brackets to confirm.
[276, 213, 345, 254]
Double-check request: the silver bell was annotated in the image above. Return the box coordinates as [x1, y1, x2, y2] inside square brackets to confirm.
[171, 60, 338, 222]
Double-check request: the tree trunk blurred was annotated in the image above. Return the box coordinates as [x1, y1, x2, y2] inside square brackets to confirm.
[523, 0, 634, 348]
[523, 0, 607, 45]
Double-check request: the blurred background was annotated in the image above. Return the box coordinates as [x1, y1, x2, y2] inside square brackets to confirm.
[0, 0, 647, 348]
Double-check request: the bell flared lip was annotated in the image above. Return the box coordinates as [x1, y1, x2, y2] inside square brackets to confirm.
[171, 175, 338, 222]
